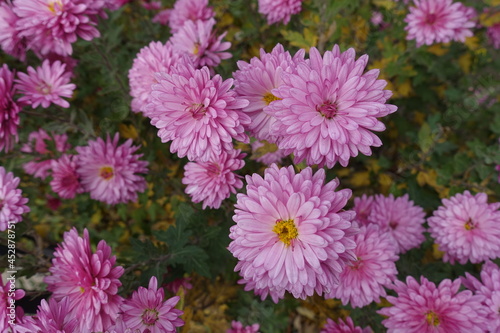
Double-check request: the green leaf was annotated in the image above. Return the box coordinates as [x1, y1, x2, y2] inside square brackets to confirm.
[418, 122, 433, 153]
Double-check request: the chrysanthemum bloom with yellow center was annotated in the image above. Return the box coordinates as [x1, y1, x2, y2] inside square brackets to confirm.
[378, 276, 488, 332]
[228, 164, 358, 302]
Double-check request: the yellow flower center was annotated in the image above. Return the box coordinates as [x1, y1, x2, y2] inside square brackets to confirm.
[273, 219, 298, 246]
[464, 218, 474, 230]
[425, 311, 440, 326]
[193, 43, 200, 55]
[262, 92, 281, 105]
[79, 287, 85, 293]
[99, 166, 114, 180]
[48, 0, 63, 14]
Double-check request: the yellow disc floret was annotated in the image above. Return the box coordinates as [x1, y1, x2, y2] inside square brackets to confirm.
[273, 219, 298, 246]
[262, 92, 281, 105]
[425, 311, 440, 326]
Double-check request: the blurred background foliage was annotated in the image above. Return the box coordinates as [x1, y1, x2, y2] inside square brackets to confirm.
[1, 0, 499, 331]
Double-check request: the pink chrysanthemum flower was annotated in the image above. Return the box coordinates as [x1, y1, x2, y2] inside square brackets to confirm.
[233, 44, 305, 142]
[250, 140, 288, 165]
[462, 261, 500, 331]
[15, 59, 75, 109]
[0, 167, 30, 231]
[326, 224, 399, 308]
[320, 317, 372, 333]
[378, 276, 488, 332]
[182, 149, 245, 209]
[128, 41, 184, 113]
[170, 18, 232, 68]
[270, 45, 397, 168]
[13, 0, 101, 56]
[227, 320, 260, 333]
[167, 0, 215, 33]
[152, 9, 171, 25]
[228, 164, 358, 302]
[120, 276, 184, 332]
[0, 64, 21, 153]
[371, 11, 384, 26]
[21, 129, 70, 180]
[428, 191, 500, 264]
[44, 228, 124, 332]
[0, 277, 25, 331]
[368, 194, 426, 254]
[32, 297, 78, 332]
[164, 277, 193, 294]
[487, 23, 500, 49]
[0, 3, 26, 61]
[352, 194, 375, 226]
[145, 64, 250, 162]
[75, 133, 149, 205]
[258, 0, 303, 25]
[50, 154, 82, 199]
[404, 0, 476, 47]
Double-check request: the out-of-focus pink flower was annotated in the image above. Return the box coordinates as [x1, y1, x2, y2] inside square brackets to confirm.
[50, 154, 82, 199]
[428, 191, 500, 264]
[352, 194, 375, 226]
[120, 276, 184, 333]
[152, 9, 171, 25]
[105, 0, 130, 11]
[167, 0, 214, 33]
[0, 2, 26, 61]
[15, 60, 76, 109]
[487, 23, 500, 49]
[145, 63, 250, 162]
[141, 0, 161, 10]
[378, 276, 488, 332]
[227, 320, 260, 333]
[182, 149, 245, 209]
[75, 133, 149, 205]
[320, 317, 372, 333]
[0, 64, 21, 153]
[170, 18, 232, 69]
[44, 228, 124, 332]
[0, 166, 30, 231]
[250, 140, 288, 165]
[371, 11, 384, 26]
[164, 277, 193, 294]
[258, 0, 303, 25]
[229, 164, 358, 302]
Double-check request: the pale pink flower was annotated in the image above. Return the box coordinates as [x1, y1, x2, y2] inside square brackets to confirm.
[326, 224, 399, 308]
[404, 0, 476, 47]
[50, 154, 82, 199]
[0, 277, 25, 331]
[371, 11, 383, 26]
[170, 18, 232, 68]
[487, 23, 500, 49]
[428, 191, 500, 264]
[152, 9, 171, 25]
[182, 149, 245, 209]
[270, 45, 397, 168]
[227, 320, 260, 333]
[144, 64, 250, 162]
[258, 0, 303, 25]
[44, 228, 124, 332]
[0, 2, 26, 61]
[120, 276, 184, 333]
[368, 194, 426, 253]
[0, 166, 30, 231]
[141, 0, 161, 10]
[320, 317, 372, 333]
[128, 41, 184, 113]
[167, 0, 214, 33]
[378, 276, 488, 332]
[0, 64, 21, 153]
[32, 297, 78, 332]
[352, 194, 375, 226]
[164, 277, 193, 294]
[13, 0, 101, 56]
[21, 129, 70, 179]
[105, 0, 130, 11]
[75, 133, 149, 205]
[250, 140, 288, 165]
[15, 60, 75, 109]
[233, 43, 305, 142]
[229, 164, 358, 302]
[462, 261, 500, 331]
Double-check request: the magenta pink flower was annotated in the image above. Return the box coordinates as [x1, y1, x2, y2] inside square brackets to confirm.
[487, 23, 500, 49]
[182, 149, 245, 209]
[0, 64, 21, 153]
[21, 129, 70, 180]
[250, 140, 288, 166]
[404, 0, 476, 47]
[50, 154, 82, 199]
[378, 276, 488, 332]
[13, 0, 101, 56]
[144, 64, 250, 162]
[128, 41, 184, 113]
[258, 0, 303, 25]
[0, 167, 30, 231]
[167, 0, 214, 33]
[152, 9, 171, 25]
[32, 297, 78, 332]
[15, 60, 75, 109]
[164, 277, 193, 294]
[120, 276, 184, 333]
[75, 133, 149, 205]
[0, 2, 26, 61]
[428, 191, 500, 264]
[270, 45, 397, 168]
[229, 164, 358, 302]
[326, 224, 399, 308]
[352, 194, 375, 226]
[368, 194, 426, 254]
[0, 277, 25, 331]
[320, 317, 372, 333]
[170, 18, 232, 68]
[44, 228, 124, 332]
[233, 43, 305, 142]
[462, 261, 500, 331]
[227, 320, 260, 333]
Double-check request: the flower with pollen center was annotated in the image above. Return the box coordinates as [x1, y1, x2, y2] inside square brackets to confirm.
[99, 166, 114, 180]
[425, 311, 440, 326]
[273, 218, 298, 246]
[262, 92, 281, 105]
